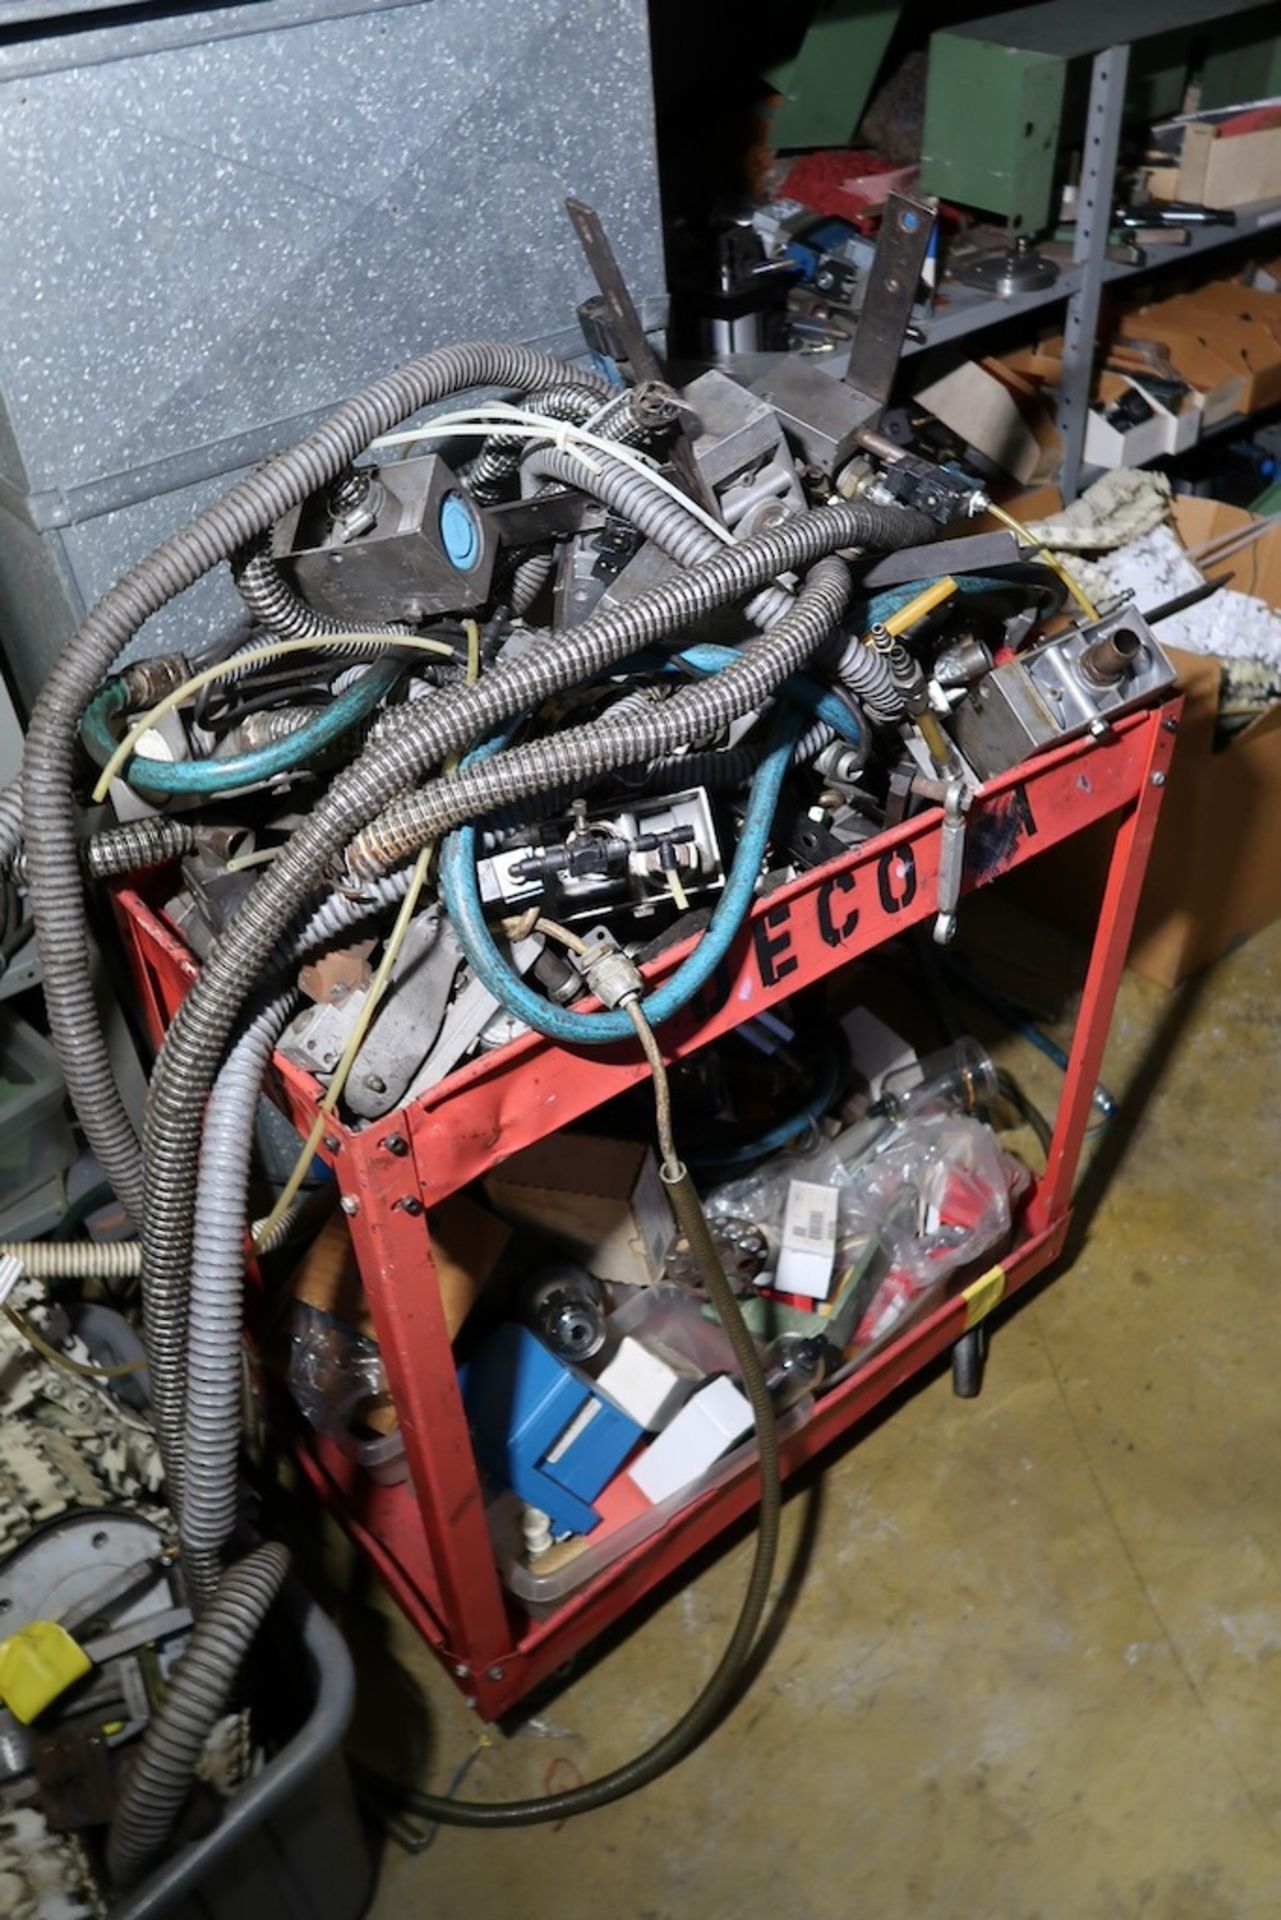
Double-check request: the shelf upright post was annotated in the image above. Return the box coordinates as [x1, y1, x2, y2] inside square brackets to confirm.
[1057, 44, 1131, 500]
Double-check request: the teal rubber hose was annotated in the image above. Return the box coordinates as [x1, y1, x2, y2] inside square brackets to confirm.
[81, 660, 404, 796]
[438, 704, 803, 1047]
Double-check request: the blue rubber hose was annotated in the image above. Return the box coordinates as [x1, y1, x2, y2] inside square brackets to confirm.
[81, 660, 404, 796]
[438, 705, 805, 1046]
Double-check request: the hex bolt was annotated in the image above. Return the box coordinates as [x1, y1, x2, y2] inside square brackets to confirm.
[396, 1196, 425, 1216]
[454, 1664, 470, 1679]
[340, 1195, 360, 1216]
[1150, 770, 1167, 787]
[487, 1665, 505, 1682]
[364, 1073, 387, 1094]
[1163, 715, 1180, 734]
[323, 1135, 341, 1154]
[382, 1134, 409, 1157]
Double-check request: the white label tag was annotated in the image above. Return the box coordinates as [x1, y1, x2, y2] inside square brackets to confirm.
[776, 1180, 839, 1300]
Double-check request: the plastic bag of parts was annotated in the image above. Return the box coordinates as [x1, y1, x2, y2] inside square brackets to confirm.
[287, 1300, 388, 1435]
[702, 1138, 879, 1300]
[840, 1115, 1030, 1366]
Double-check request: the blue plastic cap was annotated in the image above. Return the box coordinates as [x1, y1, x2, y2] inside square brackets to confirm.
[439, 490, 480, 570]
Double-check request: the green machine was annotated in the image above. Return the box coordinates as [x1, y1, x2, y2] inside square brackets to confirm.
[920, 0, 1281, 234]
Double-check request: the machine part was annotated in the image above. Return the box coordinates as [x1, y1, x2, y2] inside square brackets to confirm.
[404, 936, 544, 1098]
[933, 635, 994, 689]
[276, 456, 496, 625]
[741, 354, 878, 475]
[844, 195, 936, 406]
[680, 370, 807, 532]
[0, 1511, 172, 1635]
[563, 197, 716, 521]
[856, 448, 988, 525]
[761, 1333, 828, 1414]
[954, 236, 1060, 297]
[522, 1264, 607, 1363]
[932, 781, 973, 946]
[479, 789, 725, 927]
[949, 603, 1177, 777]
[344, 906, 466, 1120]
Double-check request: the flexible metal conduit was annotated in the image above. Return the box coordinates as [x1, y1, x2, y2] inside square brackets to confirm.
[181, 991, 298, 1612]
[23, 343, 610, 1234]
[105, 1541, 290, 1890]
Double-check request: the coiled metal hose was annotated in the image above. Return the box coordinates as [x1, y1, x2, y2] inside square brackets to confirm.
[232, 533, 410, 645]
[23, 342, 609, 1234]
[347, 557, 851, 875]
[182, 992, 298, 1611]
[105, 1542, 290, 1889]
[465, 381, 603, 502]
[6, 816, 198, 886]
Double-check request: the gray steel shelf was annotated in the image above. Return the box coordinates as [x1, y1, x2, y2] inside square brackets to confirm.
[903, 195, 1281, 357]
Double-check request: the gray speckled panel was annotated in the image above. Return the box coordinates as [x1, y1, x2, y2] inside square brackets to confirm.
[0, 0, 664, 706]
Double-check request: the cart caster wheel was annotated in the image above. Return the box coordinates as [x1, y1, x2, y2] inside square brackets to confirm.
[951, 1324, 987, 1399]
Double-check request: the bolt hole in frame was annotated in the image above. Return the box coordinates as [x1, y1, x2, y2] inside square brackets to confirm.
[113, 699, 1179, 1718]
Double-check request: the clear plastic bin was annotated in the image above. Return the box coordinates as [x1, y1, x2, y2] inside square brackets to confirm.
[0, 1008, 73, 1206]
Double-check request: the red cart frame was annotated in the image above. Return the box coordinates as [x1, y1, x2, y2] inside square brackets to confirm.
[116, 698, 1179, 1720]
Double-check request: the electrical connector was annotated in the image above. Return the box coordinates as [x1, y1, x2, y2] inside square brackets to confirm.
[579, 930, 644, 1009]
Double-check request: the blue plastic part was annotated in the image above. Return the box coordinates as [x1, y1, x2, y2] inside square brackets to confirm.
[439, 490, 480, 571]
[460, 1323, 642, 1536]
[438, 703, 805, 1048]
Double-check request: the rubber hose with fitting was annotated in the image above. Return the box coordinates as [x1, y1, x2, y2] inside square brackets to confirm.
[347, 556, 851, 878]
[24, 341, 612, 1226]
[130, 499, 925, 1500]
[371, 1001, 780, 1830]
[105, 1542, 290, 1889]
[80, 659, 405, 798]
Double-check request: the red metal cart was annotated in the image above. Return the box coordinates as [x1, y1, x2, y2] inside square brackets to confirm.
[117, 696, 1179, 1721]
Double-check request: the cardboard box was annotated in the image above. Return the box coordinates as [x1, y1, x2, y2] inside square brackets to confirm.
[1008, 495, 1281, 986]
[1117, 305, 1249, 428]
[483, 1134, 675, 1286]
[1169, 282, 1281, 413]
[293, 1190, 511, 1345]
[916, 358, 1060, 485]
[1176, 117, 1281, 211]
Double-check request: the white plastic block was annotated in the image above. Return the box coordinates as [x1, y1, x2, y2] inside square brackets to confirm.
[595, 1335, 696, 1431]
[628, 1376, 753, 1504]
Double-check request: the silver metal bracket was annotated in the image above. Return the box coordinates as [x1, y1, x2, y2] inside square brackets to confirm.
[933, 779, 972, 945]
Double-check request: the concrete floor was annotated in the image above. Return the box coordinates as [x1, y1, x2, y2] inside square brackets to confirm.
[340, 917, 1281, 1920]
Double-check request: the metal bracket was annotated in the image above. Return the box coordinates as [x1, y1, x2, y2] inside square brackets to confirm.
[844, 194, 936, 407]
[933, 779, 972, 945]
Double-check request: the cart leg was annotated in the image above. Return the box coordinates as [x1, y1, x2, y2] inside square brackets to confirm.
[951, 1323, 987, 1399]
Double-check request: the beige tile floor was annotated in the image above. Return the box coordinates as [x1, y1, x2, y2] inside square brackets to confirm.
[335, 917, 1281, 1920]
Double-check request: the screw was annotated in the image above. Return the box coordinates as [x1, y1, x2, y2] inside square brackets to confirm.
[340, 1195, 360, 1216]
[1088, 718, 1109, 739]
[396, 1196, 424, 1216]
[363, 1073, 387, 1094]
[323, 1134, 341, 1154]
[1163, 715, 1180, 734]
[487, 1665, 505, 1682]
[454, 1664, 470, 1679]
[1150, 770, 1167, 787]
[382, 1134, 409, 1157]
